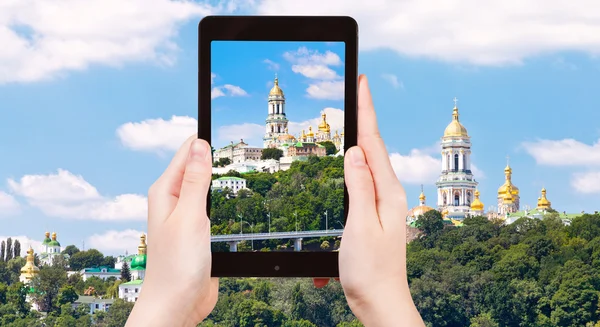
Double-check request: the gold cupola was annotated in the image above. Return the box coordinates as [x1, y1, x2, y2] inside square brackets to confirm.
[307, 126, 315, 137]
[536, 188, 552, 210]
[471, 189, 484, 211]
[497, 161, 519, 198]
[407, 186, 435, 218]
[443, 99, 468, 138]
[138, 233, 147, 255]
[503, 184, 515, 203]
[20, 246, 40, 283]
[318, 113, 331, 133]
[268, 74, 284, 97]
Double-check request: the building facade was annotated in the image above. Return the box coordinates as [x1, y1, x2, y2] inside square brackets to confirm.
[212, 177, 247, 195]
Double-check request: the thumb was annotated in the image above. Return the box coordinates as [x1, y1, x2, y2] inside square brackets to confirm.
[176, 138, 212, 218]
[344, 146, 377, 228]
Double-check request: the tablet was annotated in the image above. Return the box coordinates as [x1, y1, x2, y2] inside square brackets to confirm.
[198, 15, 358, 277]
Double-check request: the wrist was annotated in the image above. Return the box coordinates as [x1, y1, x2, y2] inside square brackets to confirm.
[126, 289, 200, 327]
[351, 286, 423, 327]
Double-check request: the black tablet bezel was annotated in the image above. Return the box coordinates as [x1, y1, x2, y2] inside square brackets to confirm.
[198, 15, 358, 277]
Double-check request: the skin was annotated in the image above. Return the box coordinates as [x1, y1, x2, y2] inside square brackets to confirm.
[126, 75, 424, 326]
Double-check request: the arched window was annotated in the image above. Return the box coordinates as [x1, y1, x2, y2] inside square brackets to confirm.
[454, 192, 460, 206]
[276, 104, 280, 114]
[443, 193, 447, 205]
[467, 191, 471, 206]
[454, 154, 459, 171]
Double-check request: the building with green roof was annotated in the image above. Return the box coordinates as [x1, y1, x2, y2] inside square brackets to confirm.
[118, 279, 144, 303]
[39, 231, 69, 266]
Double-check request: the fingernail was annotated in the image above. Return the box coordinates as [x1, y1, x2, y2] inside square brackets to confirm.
[190, 139, 209, 161]
[350, 147, 366, 166]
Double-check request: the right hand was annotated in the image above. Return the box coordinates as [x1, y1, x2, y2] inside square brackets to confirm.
[318, 75, 424, 326]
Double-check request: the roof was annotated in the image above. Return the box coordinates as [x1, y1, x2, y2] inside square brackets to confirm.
[81, 267, 121, 273]
[120, 279, 144, 286]
[215, 176, 245, 181]
[76, 296, 115, 304]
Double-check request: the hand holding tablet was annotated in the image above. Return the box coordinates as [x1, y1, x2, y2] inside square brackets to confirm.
[126, 15, 425, 327]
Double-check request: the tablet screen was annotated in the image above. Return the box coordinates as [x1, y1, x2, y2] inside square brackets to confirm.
[210, 41, 345, 253]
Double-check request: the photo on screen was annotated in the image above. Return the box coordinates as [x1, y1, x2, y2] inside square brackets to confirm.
[210, 41, 345, 253]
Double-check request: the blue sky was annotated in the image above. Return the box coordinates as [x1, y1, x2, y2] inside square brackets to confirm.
[1, 0, 600, 256]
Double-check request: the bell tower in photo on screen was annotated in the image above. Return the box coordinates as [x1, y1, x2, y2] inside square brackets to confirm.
[263, 74, 289, 148]
[436, 98, 478, 220]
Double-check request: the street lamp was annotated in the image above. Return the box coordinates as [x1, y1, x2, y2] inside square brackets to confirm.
[294, 211, 298, 233]
[238, 214, 243, 234]
[267, 212, 271, 234]
[324, 210, 328, 232]
[241, 221, 254, 251]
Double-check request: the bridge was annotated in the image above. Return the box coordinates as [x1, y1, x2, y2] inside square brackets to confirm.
[211, 229, 344, 252]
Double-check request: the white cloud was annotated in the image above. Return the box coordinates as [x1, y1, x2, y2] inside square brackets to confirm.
[7, 169, 147, 221]
[284, 46, 344, 100]
[283, 47, 342, 66]
[292, 64, 339, 80]
[521, 138, 600, 166]
[0, 236, 43, 257]
[287, 108, 344, 136]
[381, 73, 403, 89]
[263, 59, 280, 70]
[222, 84, 248, 96]
[0, 0, 247, 84]
[211, 73, 248, 99]
[116, 115, 197, 153]
[571, 171, 600, 194]
[255, 0, 600, 66]
[87, 229, 146, 255]
[389, 145, 484, 185]
[306, 81, 344, 100]
[0, 191, 21, 216]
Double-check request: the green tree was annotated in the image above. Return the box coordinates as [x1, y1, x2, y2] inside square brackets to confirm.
[415, 210, 444, 238]
[57, 285, 79, 306]
[30, 266, 68, 312]
[253, 280, 271, 305]
[290, 283, 307, 321]
[68, 249, 105, 271]
[120, 262, 131, 282]
[103, 298, 135, 327]
[61, 245, 80, 257]
[317, 141, 337, 155]
[261, 148, 284, 160]
[337, 320, 364, 327]
[1, 240, 5, 262]
[13, 240, 21, 258]
[5, 238, 13, 261]
[470, 312, 499, 327]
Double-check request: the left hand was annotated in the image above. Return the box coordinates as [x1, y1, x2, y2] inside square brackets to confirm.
[126, 135, 219, 326]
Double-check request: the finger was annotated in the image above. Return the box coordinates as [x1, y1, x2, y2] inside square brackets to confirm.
[344, 146, 378, 228]
[313, 278, 330, 288]
[357, 75, 407, 225]
[174, 138, 213, 223]
[148, 134, 198, 224]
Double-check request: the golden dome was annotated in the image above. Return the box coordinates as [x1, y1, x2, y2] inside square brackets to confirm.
[269, 75, 284, 97]
[441, 208, 449, 218]
[497, 164, 519, 196]
[407, 191, 435, 218]
[407, 205, 435, 218]
[443, 104, 468, 138]
[20, 247, 40, 278]
[536, 188, 552, 210]
[138, 233, 147, 255]
[503, 184, 515, 203]
[307, 126, 314, 137]
[471, 189, 484, 211]
[318, 113, 331, 133]
[45, 232, 50, 238]
[51, 232, 57, 240]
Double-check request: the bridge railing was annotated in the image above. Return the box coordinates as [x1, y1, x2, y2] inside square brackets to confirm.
[210, 229, 345, 242]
